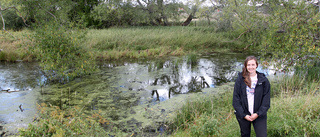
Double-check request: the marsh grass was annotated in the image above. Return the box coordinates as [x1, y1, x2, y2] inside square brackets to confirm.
[187, 53, 197, 66]
[169, 83, 237, 136]
[0, 30, 33, 62]
[170, 68, 320, 136]
[85, 26, 242, 60]
[3, 27, 242, 61]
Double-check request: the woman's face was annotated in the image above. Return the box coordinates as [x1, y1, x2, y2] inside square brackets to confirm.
[246, 59, 257, 74]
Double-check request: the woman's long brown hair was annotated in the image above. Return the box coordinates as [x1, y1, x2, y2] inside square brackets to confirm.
[242, 56, 258, 87]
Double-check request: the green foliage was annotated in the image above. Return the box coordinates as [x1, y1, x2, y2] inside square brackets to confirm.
[261, 1, 320, 68]
[91, 3, 151, 28]
[19, 104, 111, 136]
[0, 7, 24, 30]
[220, 0, 320, 68]
[20, 0, 73, 25]
[68, 0, 102, 28]
[268, 91, 320, 136]
[31, 22, 96, 82]
[295, 61, 320, 82]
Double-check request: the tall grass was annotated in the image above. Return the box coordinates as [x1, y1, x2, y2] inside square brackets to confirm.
[0, 30, 33, 62]
[3, 27, 243, 61]
[85, 26, 243, 60]
[169, 66, 320, 136]
[168, 83, 238, 136]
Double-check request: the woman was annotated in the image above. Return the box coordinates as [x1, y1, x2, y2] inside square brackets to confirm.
[233, 56, 270, 137]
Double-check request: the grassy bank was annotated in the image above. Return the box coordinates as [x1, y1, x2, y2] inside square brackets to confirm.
[169, 74, 320, 136]
[0, 30, 34, 62]
[0, 26, 243, 62]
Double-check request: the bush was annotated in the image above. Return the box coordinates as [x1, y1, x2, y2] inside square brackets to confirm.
[30, 22, 96, 82]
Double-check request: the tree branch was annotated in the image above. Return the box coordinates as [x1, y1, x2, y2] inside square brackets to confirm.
[230, 29, 251, 42]
[0, 6, 30, 27]
[37, 4, 57, 20]
[0, 7, 16, 39]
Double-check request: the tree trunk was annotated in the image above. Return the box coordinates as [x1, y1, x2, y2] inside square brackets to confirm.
[182, 13, 193, 26]
[182, 6, 197, 26]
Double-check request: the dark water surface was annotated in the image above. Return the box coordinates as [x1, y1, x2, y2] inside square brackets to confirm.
[0, 53, 274, 136]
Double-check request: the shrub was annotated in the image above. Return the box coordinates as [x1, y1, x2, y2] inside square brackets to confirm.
[30, 22, 96, 82]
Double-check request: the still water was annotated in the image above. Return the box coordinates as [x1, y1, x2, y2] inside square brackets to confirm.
[0, 53, 274, 135]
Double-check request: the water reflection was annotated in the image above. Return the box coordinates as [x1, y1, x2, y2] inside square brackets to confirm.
[0, 62, 45, 91]
[0, 62, 44, 135]
[99, 53, 253, 103]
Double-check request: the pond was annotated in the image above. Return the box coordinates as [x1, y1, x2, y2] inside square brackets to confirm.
[0, 53, 275, 136]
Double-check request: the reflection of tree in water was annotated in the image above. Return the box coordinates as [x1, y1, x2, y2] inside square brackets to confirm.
[152, 75, 171, 85]
[147, 54, 249, 100]
[151, 74, 210, 100]
[187, 76, 209, 92]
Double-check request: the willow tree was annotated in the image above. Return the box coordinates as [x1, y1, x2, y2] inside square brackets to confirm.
[220, 0, 320, 69]
[261, 0, 320, 68]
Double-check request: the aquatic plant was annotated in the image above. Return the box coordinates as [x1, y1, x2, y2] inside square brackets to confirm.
[187, 53, 197, 67]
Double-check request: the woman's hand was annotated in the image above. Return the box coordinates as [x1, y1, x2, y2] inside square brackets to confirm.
[244, 113, 259, 122]
[244, 115, 253, 121]
[250, 113, 259, 121]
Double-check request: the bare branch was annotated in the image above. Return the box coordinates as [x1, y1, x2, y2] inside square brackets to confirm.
[232, 29, 250, 42]
[37, 4, 57, 20]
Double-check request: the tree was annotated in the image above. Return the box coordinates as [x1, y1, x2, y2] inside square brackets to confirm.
[181, 0, 206, 26]
[261, 0, 320, 68]
[220, 0, 320, 68]
[68, 0, 103, 27]
[136, 0, 169, 25]
[0, 3, 29, 38]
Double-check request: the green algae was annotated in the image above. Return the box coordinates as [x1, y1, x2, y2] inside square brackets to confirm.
[33, 55, 245, 135]
[36, 72, 234, 135]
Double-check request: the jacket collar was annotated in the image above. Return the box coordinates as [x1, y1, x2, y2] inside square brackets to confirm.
[257, 71, 267, 83]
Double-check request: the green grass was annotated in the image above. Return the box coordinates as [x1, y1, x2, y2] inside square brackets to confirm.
[84, 26, 243, 60]
[0, 29, 33, 62]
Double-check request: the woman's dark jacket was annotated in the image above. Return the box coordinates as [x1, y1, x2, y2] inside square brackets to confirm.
[232, 71, 271, 119]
